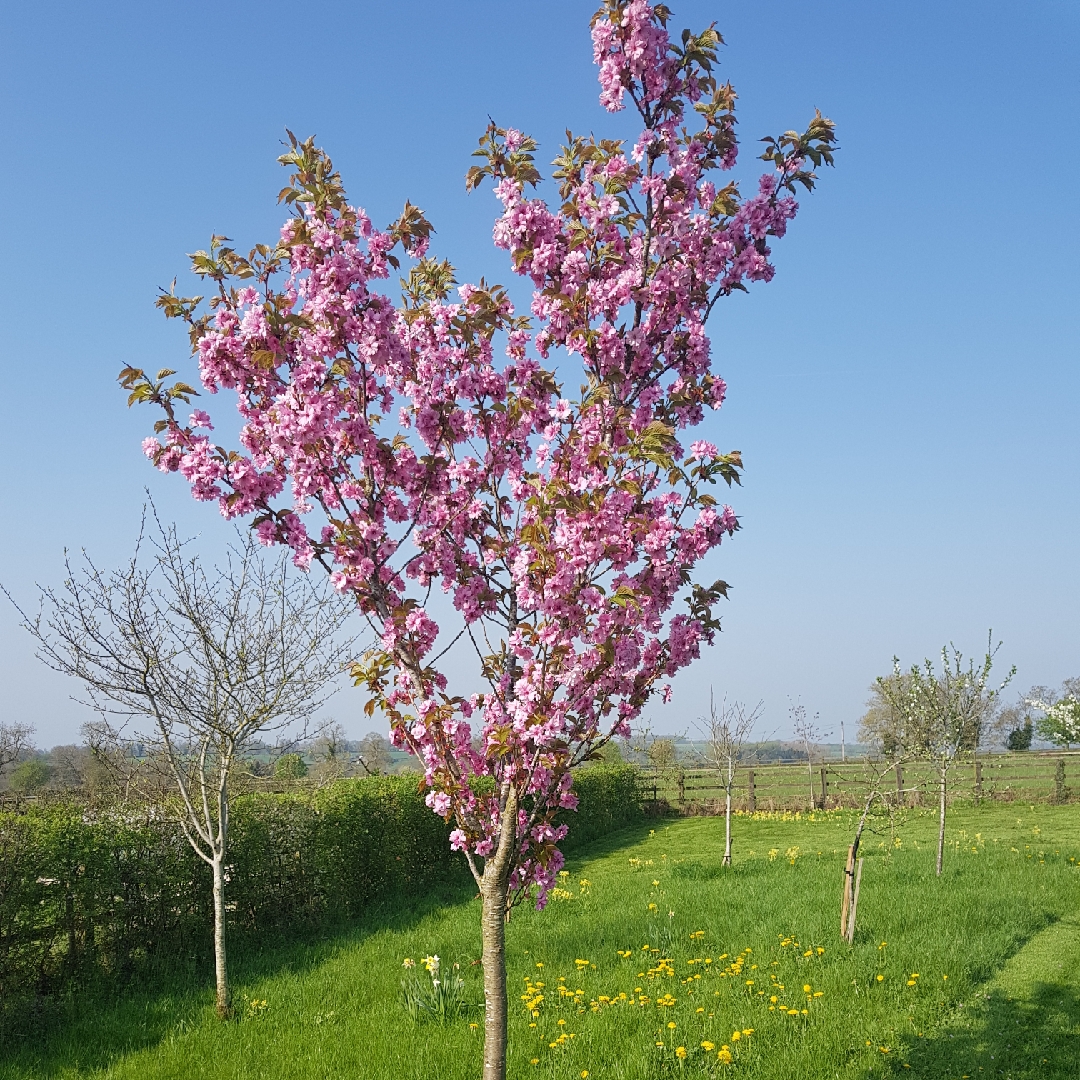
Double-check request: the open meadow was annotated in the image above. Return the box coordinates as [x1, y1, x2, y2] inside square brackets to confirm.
[2, 801, 1076, 1080]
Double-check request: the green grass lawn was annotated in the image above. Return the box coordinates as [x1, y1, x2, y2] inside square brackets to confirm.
[3, 802, 1077, 1079]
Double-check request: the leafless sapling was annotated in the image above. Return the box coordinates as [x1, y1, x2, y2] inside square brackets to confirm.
[694, 692, 761, 866]
[790, 702, 827, 809]
[8, 517, 356, 1016]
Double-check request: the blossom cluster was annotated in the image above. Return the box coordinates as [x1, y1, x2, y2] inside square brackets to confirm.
[127, 1, 834, 904]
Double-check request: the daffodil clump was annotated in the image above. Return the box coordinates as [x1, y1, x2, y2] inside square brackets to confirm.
[400, 953, 470, 1024]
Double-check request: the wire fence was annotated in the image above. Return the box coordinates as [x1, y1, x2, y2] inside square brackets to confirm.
[637, 750, 1078, 813]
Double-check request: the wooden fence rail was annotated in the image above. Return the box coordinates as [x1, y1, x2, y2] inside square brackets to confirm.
[637, 751, 1077, 811]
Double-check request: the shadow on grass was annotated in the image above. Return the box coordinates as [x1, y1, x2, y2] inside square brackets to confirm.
[562, 819, 664, 863]
[884, 981, 1080, 1079]
[0, 875, 476, 1079]
[0, 826, 660, 1079]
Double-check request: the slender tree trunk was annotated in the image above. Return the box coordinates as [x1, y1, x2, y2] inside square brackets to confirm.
[936, 763, 947, 877]
[480, 787, 517, 1080]
[480, 871, 509, 1080]
[722, 787, 732, 866]
[211, 853, 231, 1017]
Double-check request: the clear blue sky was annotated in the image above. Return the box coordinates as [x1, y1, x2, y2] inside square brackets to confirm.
[2, 1, 1077, 747]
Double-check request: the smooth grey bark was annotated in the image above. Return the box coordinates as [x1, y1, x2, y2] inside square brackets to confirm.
[211, 853, 230, 1016]
[722, 785, 733, 866]
[936, 763, 947, 877]
[480, 788, 517, 1080]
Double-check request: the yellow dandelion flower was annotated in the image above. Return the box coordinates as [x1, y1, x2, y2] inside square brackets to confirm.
[668, 1021, 677, 1030]
[675, 1047, 687, 1059]
[876, 974, 884, 982]
[701, 1041, 715, 1051]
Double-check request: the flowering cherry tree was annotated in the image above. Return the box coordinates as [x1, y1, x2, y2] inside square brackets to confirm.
[121, 2, 835, 1073]
[1030, 695, 1080, 749]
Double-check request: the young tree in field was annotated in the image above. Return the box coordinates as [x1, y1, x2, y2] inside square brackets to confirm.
[694, 693, 761, 865]
[790, 702, 826, 809]
[839, 753, 909, 942]
[10, 521, 354, 1016]
[876, 636, 1013, 877]
[120, 3, 835, 1071]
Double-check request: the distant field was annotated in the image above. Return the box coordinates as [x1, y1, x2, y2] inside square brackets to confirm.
[3, 802, 1076, 1079]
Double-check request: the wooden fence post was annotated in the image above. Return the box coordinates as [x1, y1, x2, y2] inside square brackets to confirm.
[819, 767, 828, 810]
[677, 767, 685, 807]
[1055, 758, 1067, 804]
[846, 858, 864, 944]
[840, 844, 855, 939]
[895, 763, 904, 804]
[747, 770, 756, 813]
[974, 761, 983, 805]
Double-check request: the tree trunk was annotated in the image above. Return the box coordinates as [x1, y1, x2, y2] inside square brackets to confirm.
[722, 788, 732, 866]
[480, 871, 509, 1080]
[480, 787, 517, 1080]
[936, 764, 947, 877]
[211, 853, 231, 1017]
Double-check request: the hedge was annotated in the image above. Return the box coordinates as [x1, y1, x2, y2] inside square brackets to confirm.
[0, 764, 641, 1022]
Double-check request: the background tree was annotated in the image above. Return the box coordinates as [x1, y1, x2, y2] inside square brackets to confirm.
[356, 731, 394, 776]
[1027, 678, 1080, 749]
[9, 757, 51, 795]
[858, 673, 914, 759]
[10, 518, 354, 1016]
[0, 722, 33, 782]
[876, 635, 1013, 876]
[273, 751, 309, 781]
[1005, 717, 1034, 752]
[122, 2, 835, 1072]
[646, 736, 678, 773]
[693, 692, 761, 865]
[309, 721, 349, 782]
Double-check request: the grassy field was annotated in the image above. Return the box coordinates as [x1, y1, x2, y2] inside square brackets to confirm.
[3, 802, 1077, 1079]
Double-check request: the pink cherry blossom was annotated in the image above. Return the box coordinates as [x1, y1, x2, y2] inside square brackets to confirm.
[131, 0, 834, 923]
